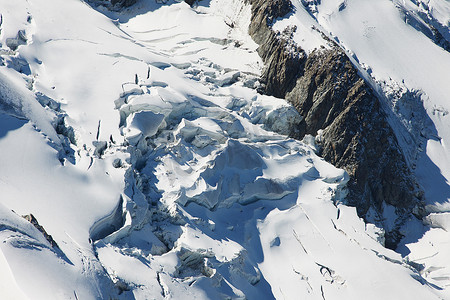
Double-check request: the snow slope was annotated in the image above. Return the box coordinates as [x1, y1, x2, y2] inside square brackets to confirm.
[0, 0, 448, 299]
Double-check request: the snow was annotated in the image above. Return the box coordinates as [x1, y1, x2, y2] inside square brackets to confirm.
[258, 197, 436, 300]
[0, 0, 449, 298]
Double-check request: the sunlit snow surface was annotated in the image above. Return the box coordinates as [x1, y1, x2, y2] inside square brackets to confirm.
[0, 0, 448, 299]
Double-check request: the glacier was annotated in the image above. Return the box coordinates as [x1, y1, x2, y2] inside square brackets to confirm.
[0, 0, 449, 299]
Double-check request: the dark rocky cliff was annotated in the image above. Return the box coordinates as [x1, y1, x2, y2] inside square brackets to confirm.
[245, 0, 424, 249]
[110, 0, 137, 8]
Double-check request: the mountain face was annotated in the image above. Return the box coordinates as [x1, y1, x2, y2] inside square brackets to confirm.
[245, 0, 425, 249]
[0, 0, 449, 299]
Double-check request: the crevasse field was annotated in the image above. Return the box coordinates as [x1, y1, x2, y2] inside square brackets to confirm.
[0, 0, 449, 299]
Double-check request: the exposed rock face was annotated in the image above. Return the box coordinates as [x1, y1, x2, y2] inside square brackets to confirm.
[290, 50, 422, 226]
[23, 214, 59, 249]
[110, 0, 137, 8]
[246, 0, 304, 99]
[184, 0, 196, 6]
[246, 0, 424, 248]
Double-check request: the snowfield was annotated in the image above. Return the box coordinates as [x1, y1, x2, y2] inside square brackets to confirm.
[0, 0, 449, 299]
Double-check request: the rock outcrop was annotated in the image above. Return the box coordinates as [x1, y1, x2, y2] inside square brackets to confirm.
[184, 0, 196, 6]
[110, 0, 137, 8]
[246, 0, 303, 99]
[23, 214, 60, 249]
[245, 0, 424, 249]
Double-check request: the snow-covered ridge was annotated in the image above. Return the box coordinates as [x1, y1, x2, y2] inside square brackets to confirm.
[0, 0, 449, 299]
